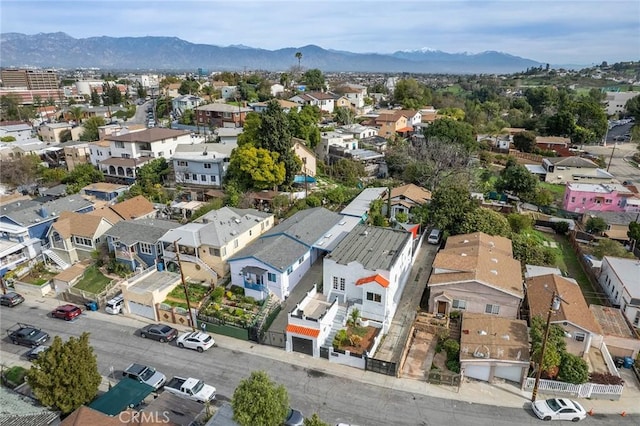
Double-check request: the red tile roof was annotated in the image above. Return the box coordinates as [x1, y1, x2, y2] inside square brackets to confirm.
[355, 274, 389, 288]
[286, 324, 320, 338]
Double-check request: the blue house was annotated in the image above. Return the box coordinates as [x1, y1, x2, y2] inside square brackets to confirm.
[104, 219, 178, 271]
[0, 195, 94, 241]
[82, 182, 129, 201]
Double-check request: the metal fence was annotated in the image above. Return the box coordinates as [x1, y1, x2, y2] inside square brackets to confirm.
[365, 357, 397, 376]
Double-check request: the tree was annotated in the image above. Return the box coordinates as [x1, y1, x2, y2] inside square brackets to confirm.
[79, 116, 106, 141]
[459, 208, 511, 237]
[288, 105, 321, 149]
[513, 131, 536, 153]
[625, 94, 640, 122]
[585, 216, 607, 234]
[394, 211, 409, 224]
[628, 221, 640, 252]
[428, 184, 476, 235]
[68, 105, 84, 124]
[330, 158, 365, 186]
[422, 118, 476, 151]
[232, 371, 288, 426]
[334, 106, 355, 125]
[511, 233, 553, 266]
[530, 316, 566, 376]
[507, 213, 533, 233]
[303, 413, 330, 426]
[558, 352, 589, 384]
[302, 69, 325, 91]
[391, 78, 432, 109]
[592, 238, 635, 260]
[59, 129, 73, 143]
[0, 154, 41, 187]
[295, 51, 303, 71]
[27, 333, 101, 415]
[0, 94, 22, 121]
[495, 159, 538, 198]
[63, 163, 104, 193]
[90, 89, 101, 106]
[227, 145, 285, 190]
[178, 78, 200, 95]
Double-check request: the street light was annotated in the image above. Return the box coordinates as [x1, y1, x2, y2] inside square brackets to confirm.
[531, 290, 567, 402]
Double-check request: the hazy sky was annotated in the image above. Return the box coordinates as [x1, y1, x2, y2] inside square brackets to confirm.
[1, 0, 639, 65]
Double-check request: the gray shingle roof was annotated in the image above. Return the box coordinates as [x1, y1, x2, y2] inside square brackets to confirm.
[105, 219, 178, 245]
[545, 156, 597, 168]
[230, 234, 308, 272]
[0, 387, 59, 426]
[0, 195, 93, 227]
[262, 207, 341, 246]
[327, 224, 411, 270]
[196, 207, 272, 247]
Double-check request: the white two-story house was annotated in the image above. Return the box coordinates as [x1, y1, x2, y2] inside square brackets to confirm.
[171, 143, 235, 188]
[323, 224, 413, 333]
[599, 256, 640, 329]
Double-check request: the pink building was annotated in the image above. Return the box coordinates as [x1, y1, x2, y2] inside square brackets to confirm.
[563, 183, 640, 213]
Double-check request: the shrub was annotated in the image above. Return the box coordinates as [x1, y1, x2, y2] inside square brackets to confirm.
[211, 286, 225, 302]
[551, 221, 570, 235]
[333, 329, 349, 348]
[446, 359, 461, 373]
[449, 311, 461, 319]
[558, 352, 589, 384]
[443, 339, 460, 359]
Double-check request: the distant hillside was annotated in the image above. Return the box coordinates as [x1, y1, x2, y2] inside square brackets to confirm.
[0, 32, 545, 74]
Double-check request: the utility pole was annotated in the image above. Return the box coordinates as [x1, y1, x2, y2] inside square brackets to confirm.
[606, 142, 616, 172]
[173, 239, 196, 332]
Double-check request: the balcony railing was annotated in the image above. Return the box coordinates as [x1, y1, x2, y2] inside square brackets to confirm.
[244, 279, 267, 293]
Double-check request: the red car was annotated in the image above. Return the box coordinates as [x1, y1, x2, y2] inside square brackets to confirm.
[51, 304, 82, 321]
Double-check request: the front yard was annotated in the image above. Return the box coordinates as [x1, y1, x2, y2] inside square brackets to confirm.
[74, 265, 112, 294]
[18, 263, 56, 285]
[198, 285, 263, 327]
[164, 282, 212, 309]
[333, 325, 380, 356]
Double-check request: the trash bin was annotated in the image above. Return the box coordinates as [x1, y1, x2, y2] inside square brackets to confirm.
[85, 301, 98, 311]
[615, 357, 625, 368]
[623, 356, 634, 369]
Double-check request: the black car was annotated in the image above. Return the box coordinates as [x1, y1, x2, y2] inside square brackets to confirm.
[26, 345, 49, 361]
[7, 323, 50, 347]
[139, 324, 178, 342]
[0, 292, 24, 307]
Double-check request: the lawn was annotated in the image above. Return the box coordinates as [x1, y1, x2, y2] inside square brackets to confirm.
[538, 182, 566, 204]
[74, 266, 111, 294]
[3, 366, 27, 386]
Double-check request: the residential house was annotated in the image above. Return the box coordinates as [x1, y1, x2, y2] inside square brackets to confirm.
[270, 83, 285, 97]
[428, 232, 524, 318]
[0, 138, 49, 160]
[0, 195, 94, 241]
[598, 256, 640, 329]
[251, 99, 300, 114]
[293, 138, 317, 177]
[171, 95, 204, 117]
[336, 124, 378, 140]
[0, 123, 32, 141]
[327, 146, 385, 176]
[359, 135, 388, 153]
[581, 211, 639, 244]
[120, 269, 182, 321]
[372, 111, 410, 138]
[0, 222, 42, 277]
[87, 195, 156, 224]
[47, 211, 113, 265]
[195, 103, 252, 128]
[172, 143, 234, 188]
[323, 224, 413, 333]
[563, 183, 640, 213]
[228, 207, 346, 301]
[535, 136, 571, 153]
[220, 86, 237, 100]
[339, 187, 387, 230]
[316, 131, 357, 162]
[98, 157, 154, 184]
[62, 142, 91, 171]
[105, 219, 179, 271]
[334, 96, 352, 111]
[387, 183, 431, 220]
[337, 84, 367, 110]
[590, 304, 640, 360]
[538, 157, 614, 184]
[38, 122, 73, 144]
[82, 182, 129, 202]
[159, 207, 273, 284]
[459, 313, 530, 384]
[289, 92, 335, 114]
[527, 274, 603, 356]
[88, 140, 111, 166]
[215, 127, 243, 144]
[0, 387, 59, 426]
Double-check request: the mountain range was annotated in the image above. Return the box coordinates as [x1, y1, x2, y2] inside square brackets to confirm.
[0, 32, 545, 74]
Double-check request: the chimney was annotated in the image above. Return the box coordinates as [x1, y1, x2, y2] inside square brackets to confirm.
[40, 206, 49, 218]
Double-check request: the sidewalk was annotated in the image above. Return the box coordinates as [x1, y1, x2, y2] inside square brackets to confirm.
[5, 294, 639, 416]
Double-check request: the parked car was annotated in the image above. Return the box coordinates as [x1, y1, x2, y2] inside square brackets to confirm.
[26, 345, 49, 361]
[51, 304, 82, 321]
[427, 228, 442, 245]
[0, 292, 24, 307]
[139, 324, 178, 342]
[7, 323, 50, 347]
[176, 331, 215, 353]
[105, 294, 124, 314]
[284, 408, 304, 426]
[123, 363, 166, 390]
[531, 398, 586, 422]
[164, 376, 216, 403]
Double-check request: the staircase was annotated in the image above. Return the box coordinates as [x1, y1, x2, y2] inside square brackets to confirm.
[132, 252, 149, 269]
[322, 305, 348, 348]
[43, 249, 70, 270]
[254, 294, 281, 331]
[180, 253, 219, 281]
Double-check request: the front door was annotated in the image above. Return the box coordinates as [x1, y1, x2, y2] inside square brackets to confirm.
[437, 301, 447, 315]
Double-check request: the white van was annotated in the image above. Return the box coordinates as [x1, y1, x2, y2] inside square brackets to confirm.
[428, 229, 442, 245]
[105, 294, 124, 314]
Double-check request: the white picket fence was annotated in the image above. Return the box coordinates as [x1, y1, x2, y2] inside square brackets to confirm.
[523, 377, 623, 399]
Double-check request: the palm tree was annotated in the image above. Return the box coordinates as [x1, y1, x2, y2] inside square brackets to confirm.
[295, 51, 303, 71]
[69, 106, 84, 124]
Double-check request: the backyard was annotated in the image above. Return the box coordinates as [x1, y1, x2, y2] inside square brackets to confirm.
[74, 265, 112, 294]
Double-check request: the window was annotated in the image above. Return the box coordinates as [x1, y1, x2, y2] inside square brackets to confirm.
[73, 236, 92, 247]
[184, 173, 191, 180]
[574, 332, 586, 342]
[582, 198, 586, 204]
[485, 304, 500, 315]
[178, 161, 188, 166]
[339, 278, 345, 291]
[211, 175, 216, 183]
[366, 292, 381, 303]
[605, 199, 612, 204]
[204, 163, 212, 169]
[298, 256, 304, 265]
[452, 299, 466, 310]
[287, 266, 293, 275]
[209, 247, 220, 256]
[115, 141, 124, 148]
[570, 197, 575, 203]
[634, 312, 640, 326]
[139, 242, 153, 255]
[268, 273, 276, 282]
[332, 276, 339, 290]
[201, 174, 207, 181]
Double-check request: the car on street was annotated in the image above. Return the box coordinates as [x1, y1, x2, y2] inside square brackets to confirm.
[531, 398, 587, 422]
[123, 363, 166, 390]
[7, 323, 50, 347]
[0, 292, 25, 307]
[176, 331, 215, 352]
[51, 304, 82, 321]
[284, 408, 304, 426]
[26, 345, 49, 361]
[139, 324, 178, 342]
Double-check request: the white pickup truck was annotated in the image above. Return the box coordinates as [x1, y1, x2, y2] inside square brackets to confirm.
[163, 376, 216, 403]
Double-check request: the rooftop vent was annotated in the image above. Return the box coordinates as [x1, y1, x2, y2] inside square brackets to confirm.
[463, 239, 469, 244]
[502, 334, 510, 340]
[491, 258, 498, 263]
[461, 253, 467, 257]
[478, 330, 487, 336]
[490, 270, 498, 275]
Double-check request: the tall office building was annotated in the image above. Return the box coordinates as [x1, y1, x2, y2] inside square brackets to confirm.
[1, 69, 59, 90]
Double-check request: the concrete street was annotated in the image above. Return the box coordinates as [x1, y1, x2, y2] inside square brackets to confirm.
[585, 142, 639, 183]
[1, 297, 638, 425]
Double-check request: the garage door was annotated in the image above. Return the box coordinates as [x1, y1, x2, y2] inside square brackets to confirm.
[494, 366, 523, 383]
[463, 364, 491, 382]
[128, 301, 155, 320]
[291, 336, 313, 356]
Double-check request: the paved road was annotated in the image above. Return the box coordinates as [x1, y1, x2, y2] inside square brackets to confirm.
[1, 301, 637, 425]
[584, 142, 638, 183]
